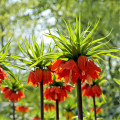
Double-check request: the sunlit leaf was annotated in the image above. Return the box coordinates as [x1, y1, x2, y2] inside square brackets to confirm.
[113, 78, 120, 85]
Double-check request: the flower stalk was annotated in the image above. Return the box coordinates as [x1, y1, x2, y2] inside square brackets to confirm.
[40, 80, 44, 120]
[77, 78, 83, 120]
[93, 96, 97, 120]
[22, 113, 24, 120]
[12, 102, 15, 120]
[56, 99, 59, 120]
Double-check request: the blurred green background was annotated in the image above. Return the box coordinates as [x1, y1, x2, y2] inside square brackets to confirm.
[0, 0, 120, 120]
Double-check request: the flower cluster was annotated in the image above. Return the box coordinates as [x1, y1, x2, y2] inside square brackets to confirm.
[27, 69, 52, 87]
[44, 103, 55, 111]
[65, 112, 75, 120]
[81, 84, 102, 98]
[49, 59, 80, 84]
[1, 87, 25, 102]
[90, 107, 101, 114]
[15, 105, 29, 113]
[78, 56, 101, 84]
[0, 67, 8, 83]
[31, 116, 41, 120]
[50, 55, 101, 85]
[44, 83, 73, 102]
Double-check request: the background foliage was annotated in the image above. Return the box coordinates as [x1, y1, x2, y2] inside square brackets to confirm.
[0, 0, 120, 120]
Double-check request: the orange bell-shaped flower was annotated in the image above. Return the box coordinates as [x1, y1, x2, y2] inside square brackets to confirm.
[51, 59, 80, 84]
[43, 70, 52, 85]
[78, 55, 101, 85]
[44, 83, 73, 103]
[27, 69, 53, 87]
[15, 105, 29, 113]
[27, 71, 36, 87]
[90, 107, 102, 114]
[35, 69, 43, 85]
[44, 103, 55, 111]
[49, 59, 66, 72]
[31, 116, 41, 120]
[1, 87, 25, 102]
[82, 83, 102, 98]
[0, 67, 8, 84]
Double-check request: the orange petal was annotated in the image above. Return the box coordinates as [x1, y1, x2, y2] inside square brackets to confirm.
[51, 59, 66, 72]
[86, 75, 93, 85]
[96, 107, 101, 114]
[46, 70, 53, 84]
[27, 71, 36, 87]
[78, 55, 88, 71]
[43, 70, 47, 85]
[89, 60, 101, 72]
[81, 84, 88, 90]
[35, 69, 42, 83]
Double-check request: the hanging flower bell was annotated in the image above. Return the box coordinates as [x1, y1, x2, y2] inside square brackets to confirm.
[27, 69, 53, 87]
[1, 87, 25, 102]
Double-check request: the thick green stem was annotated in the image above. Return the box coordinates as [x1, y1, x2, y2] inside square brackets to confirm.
[56, 99, 59, 120]
[22, 113, 24, 120]
[13, 102, 15, 120]
[77, 78, 83, 120]
[40, 80, 44, 120]
[93, 96, 97, 120]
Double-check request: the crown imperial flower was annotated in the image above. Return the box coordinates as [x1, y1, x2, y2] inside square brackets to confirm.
[1, 87, 25, 102]
[90, 107, 102, 114]
[44, 82, 73, 102]
[44, 103, 55, 111]
[0, 67, 9, 83]
[82, 83, 102, 98]
[15, 105, 29, 113]
[27, 69, 52, 87]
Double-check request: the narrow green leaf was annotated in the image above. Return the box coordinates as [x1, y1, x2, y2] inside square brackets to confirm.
[3, 79, 12, 88]
[113, 78, 120, 85]
[79, 15, 81, 40]
[50, 34, 72, 54]
[29, 53, 62, 68]
[29, 42, 37, 59]
[105, 54, 120, 59]
[0, 39, 11, 53]
[47, 42, 52, 53]
[69, 23, 77, 44]
[98, 79, 107, 84]
[18, 42, 27, 56]
[10, 55, 28, 59]
[10, 55, 32, 65]
[82, 20, 99, 44]
[1, 62, 26, 70]
[32, 38, 40, 57]
[40, 40, 44, 56]
[57, 32, 72, 47]
[102, 93, 106, 103]
[87, 49, 119, 56]
[64, 20, 76, 43]
[88, 41, 110, 52]
[1, 65, 16, 80]
[46, 34, 71, 54]
[92, 57, 100, 66]
[93, 55, 105, 62]
[0, 43, 10, 60]
[88, 31, 111, 46]
[24, 38, 35, 60]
